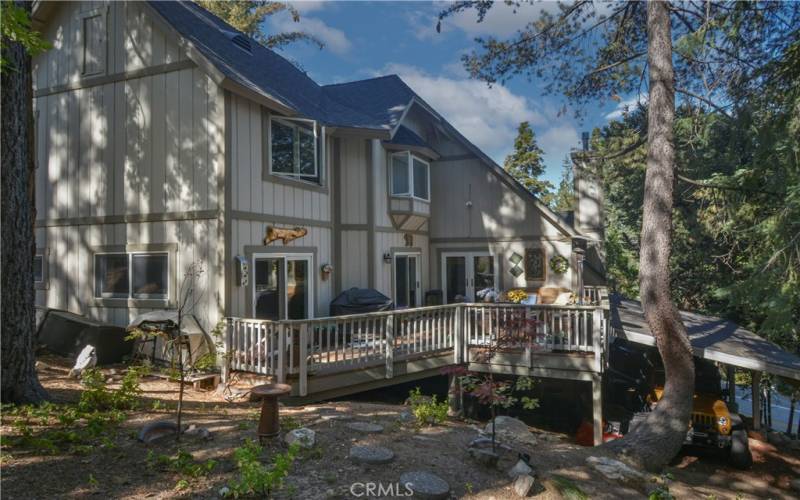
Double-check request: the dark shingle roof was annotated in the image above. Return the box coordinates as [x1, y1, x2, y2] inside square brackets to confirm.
[147, 1, 405, 130]
[384, 125, 430, 150]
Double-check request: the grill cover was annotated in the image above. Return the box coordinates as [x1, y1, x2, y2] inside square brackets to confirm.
[329, 288, 393, 316]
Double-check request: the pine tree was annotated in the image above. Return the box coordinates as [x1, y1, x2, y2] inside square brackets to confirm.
[503, 122, 554, 204]
[551, 156, 575, 212]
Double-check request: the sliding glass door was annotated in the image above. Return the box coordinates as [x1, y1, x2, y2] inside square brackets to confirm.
[253, 254, 313, 320]
[394, 253, 420, 308]
[442, 252, 497, 303]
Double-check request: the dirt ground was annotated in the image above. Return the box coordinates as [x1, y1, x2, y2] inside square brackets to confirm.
[1, 356, 798, 499]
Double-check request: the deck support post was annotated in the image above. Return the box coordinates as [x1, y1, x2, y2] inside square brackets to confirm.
[299, 324, 308, 397]
[277, 324, 286, 384]
[447, 372, 462, 417]
[752, 370, 762, 431]
[592, 308, 604, 372]
[592, 373, 603, 446]
[454, 305, 463, 364]
[385, 314, 394, 379]
[222, 317, 232, 383]
[726, 365, 736, 410]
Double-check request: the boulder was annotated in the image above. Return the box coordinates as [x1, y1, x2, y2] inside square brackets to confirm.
[137, 420, 179, 444]
[767, 431, 791, 447]
[468, 447, 499, 467]
[399, 471, 450, 500]
[586, 456, 647, 485]
[513, 474, 536, 497]
[484, 416, 537, 447]
[791, 478, 800, 493]
[285, 428, 316, 449]
[507, 459, 533, 479]
[184, 424, 212, 441]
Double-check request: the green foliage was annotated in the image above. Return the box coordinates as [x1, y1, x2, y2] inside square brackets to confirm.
[226, 439, 300, 498]
[504, 122, 554, 203]
[0, 2, 50, 71]
[279, 415, 301, 431]
[147, 449, 216, 479]
[407, 388, 449, 426]
[195, 1, 322, 50]
[648, 473, 675, 500]
[3, 367, 148, 455]
[549, 474, 588, 500]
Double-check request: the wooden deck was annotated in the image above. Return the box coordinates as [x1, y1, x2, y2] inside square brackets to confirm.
[224, 302, 609, 399]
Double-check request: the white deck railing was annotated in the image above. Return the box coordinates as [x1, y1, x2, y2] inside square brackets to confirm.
[224, 302, 609, 396]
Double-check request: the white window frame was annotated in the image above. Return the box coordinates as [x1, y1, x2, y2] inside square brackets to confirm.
[79, 7, 108, 77]
[392, 251, 421, 308]
[269, 116, 319, 180]
[94, 251, 170, 300]
[390, 151, 430, 202]
[251, 252, 315, 320]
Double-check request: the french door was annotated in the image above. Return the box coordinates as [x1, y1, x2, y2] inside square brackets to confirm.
[394, 253, 421, 308]
[252, 253, 313, 320]
[442, 252, 497, 303]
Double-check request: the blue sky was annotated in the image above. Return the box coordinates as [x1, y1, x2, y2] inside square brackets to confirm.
[267, 1, 634, 186]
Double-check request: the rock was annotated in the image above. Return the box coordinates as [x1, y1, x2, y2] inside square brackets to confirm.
[586, 456, 647, 484]
[398, 410, 414, 423]
[507, 459, 533, 478]
[468, 448, 499, 467]
[346, 422, 384, 434]
[218, 486, 230, 497]
[399, 471, 450, 500]
[791, 478, 800, 493]
[513, 474, 536, 497]
[285, 428, 316, 449]
[184, 424, 212, 441]
[69, 345, 97, 378]
[349, 445, 395, 464]
[484, 416, 537, 447]
[138, 420, 179, 444]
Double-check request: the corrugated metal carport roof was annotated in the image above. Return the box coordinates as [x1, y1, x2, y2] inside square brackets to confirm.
[610, 295, 800, 381]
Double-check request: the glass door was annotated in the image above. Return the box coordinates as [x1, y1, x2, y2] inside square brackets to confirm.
[394, 253, 420, 308]
[442, 252, 496, 303]
[253, 254, 313, 320]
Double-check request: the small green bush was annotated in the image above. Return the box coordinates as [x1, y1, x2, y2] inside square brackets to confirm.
[407, 387, 449, 426]
[226, 439, 300, 498]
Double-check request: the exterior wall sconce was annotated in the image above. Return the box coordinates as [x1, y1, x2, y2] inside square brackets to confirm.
[383, 252, 392, 263]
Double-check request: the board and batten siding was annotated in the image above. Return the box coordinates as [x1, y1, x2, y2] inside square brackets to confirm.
[374, 231, 430, 302]
[229, 94, 331, 221]
[32, 0, 225, 334]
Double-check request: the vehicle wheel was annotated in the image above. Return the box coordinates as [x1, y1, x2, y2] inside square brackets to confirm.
[729, 428, 752, 469]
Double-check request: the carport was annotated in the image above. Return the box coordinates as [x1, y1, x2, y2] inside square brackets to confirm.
[609, 295, 800, 431]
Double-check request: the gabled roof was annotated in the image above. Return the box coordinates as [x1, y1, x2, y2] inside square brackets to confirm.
[85, 1, 578, 237]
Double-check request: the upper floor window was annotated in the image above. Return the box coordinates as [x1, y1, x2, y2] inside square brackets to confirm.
[80, 8, 107, 76]
[391, 151, 429, 201]
[269, 116, 320, 183]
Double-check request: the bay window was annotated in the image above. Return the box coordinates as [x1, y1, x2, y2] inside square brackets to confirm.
[391, 151, 429, 201]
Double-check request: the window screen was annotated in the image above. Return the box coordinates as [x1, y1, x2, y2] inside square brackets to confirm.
[271, 120, 295, 174]
[95, 254, 129, 298]
[33, 255, 44, 283]
[131, 254, 168, 299]
[392, 153, 409, 195]
[412, 157, 429, 200]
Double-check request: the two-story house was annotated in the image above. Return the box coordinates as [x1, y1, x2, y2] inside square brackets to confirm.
[30, 0, 604, 337]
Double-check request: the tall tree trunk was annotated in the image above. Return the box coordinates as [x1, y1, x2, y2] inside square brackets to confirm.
[607, 0, 694, 471]
[1, 1, 48, 404]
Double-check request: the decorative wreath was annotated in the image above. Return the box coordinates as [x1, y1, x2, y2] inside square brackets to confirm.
[549, 255, 569, 274]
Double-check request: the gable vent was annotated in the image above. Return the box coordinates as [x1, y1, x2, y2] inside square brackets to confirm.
[221, 29, 252, 54]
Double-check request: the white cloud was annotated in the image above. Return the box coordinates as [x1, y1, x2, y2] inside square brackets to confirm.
[439, 1, 560, 39]
[380, 63, 549, 162]
[605, 93, 647, 120]
[270, 14, 352, 55]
